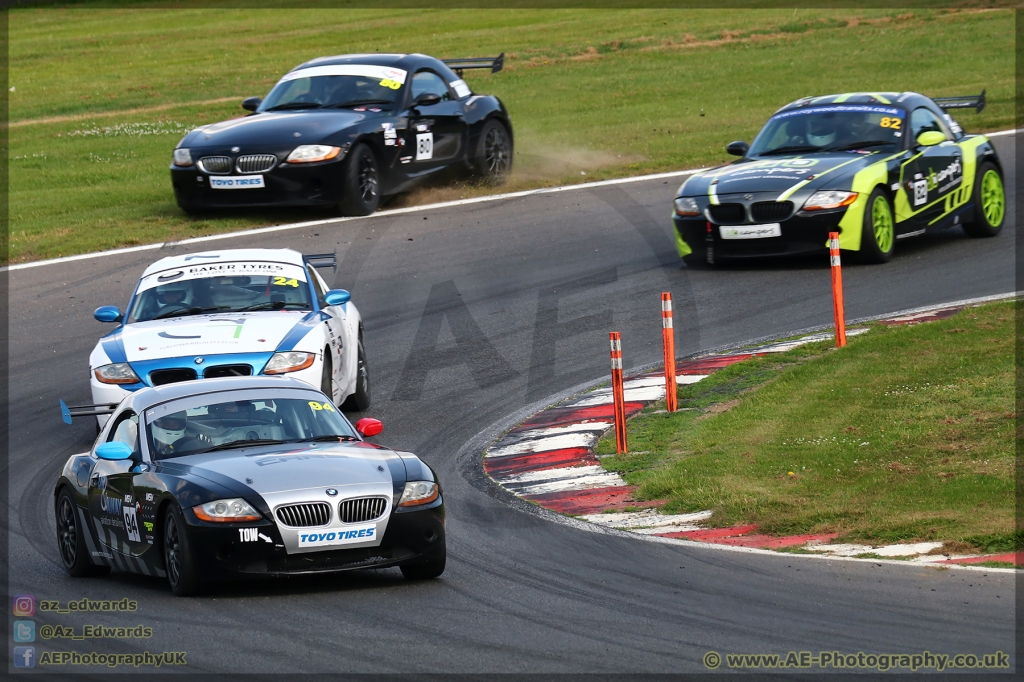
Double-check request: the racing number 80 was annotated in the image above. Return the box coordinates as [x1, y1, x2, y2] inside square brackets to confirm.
[879, 117, 902, 130]
[379, 79, 402, 90]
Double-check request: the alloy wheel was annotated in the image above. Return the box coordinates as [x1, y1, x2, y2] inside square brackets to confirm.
[57, 497, 77, 568]
[484, 127, 510, 175]
[872, 195, 894, 253]
[358, 153, 378, 203]
[165, 516, 181, 586]
[981, 169, 1005, 226]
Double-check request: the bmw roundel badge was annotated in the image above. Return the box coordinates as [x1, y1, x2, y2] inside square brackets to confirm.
[326, 488, 338, 496]
[231, 146, 241, 153]
[194, 357, 204, 364]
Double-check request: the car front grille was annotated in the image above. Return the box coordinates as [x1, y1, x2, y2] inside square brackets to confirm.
[275, 502, 331, 527]
[236, 154, 277, 174]
[708, 203, 746, 225]
[338, 497, 388, 524]
[198, 156, 232, 174]
[751, 201, 793, 223]
[150, 368, 197, 385]
[203, 364, 253, 379]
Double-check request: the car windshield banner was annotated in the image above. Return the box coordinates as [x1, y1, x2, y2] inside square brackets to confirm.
[137, 262, 308, 293]
[279, 64, 408, 85]
[771, 105, 904, 121]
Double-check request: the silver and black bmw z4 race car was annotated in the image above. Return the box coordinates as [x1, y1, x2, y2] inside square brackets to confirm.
[55, 376, 445, 596]
[170, 52, 512, 216]
[672, 91, 1005, 265]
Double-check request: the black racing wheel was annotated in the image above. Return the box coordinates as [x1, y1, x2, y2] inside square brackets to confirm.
[55, 488, 109, 577]
[338, 142, 381, 216]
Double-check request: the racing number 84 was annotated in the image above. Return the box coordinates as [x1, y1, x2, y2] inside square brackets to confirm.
[308, 401, 335, 412]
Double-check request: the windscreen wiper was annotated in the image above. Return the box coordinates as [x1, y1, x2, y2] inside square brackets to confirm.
[235, 301, 310, 312]
[758, 145, 823, 156]
[824, 140, 895, 152]
[265, 102, 323, 111]
[326, 100, 394, 108]
[199, 439, 288, 453]
[293, 435, 360, 443]
[151, 306, 230, 320]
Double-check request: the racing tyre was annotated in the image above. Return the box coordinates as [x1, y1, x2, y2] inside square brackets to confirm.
[857, 188, 895, 264]
[341, 334, 371, 412]
[338, 143, 381, 216]
[682, 246, 712, 269]
[56, 488, 109, 577]
[471, 119, 512, 183]
[964, 161, 1005, 238]
[321, 352, 335, 404]
[400, 551, 446, 580]
[163, 505, 202, 596]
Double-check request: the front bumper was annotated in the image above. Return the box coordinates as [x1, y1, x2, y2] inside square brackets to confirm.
[170, 156, 348, 210]
[674, 209, 849, 261]
[183, 500, 445, 578]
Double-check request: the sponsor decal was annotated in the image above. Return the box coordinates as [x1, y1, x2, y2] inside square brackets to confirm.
[99, 494, 122, 515]
[279, 64, 407, 85]
[138, 262, 306, 293]
[145, 493, 154, 502]
[143, 521, 154, 532]
[450, 79, 471, 99]
[298, 526, 375, 548]
[209, 175, 265, 190]
[720, 224, 783, 240]
[382, 122, 397, 147]
[772, 104, 902, 121]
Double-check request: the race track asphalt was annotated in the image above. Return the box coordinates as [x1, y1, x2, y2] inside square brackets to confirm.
[7, 136, 1016, 674]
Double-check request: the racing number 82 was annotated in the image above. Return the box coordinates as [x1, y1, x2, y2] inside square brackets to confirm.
[880, 117, 901, 130]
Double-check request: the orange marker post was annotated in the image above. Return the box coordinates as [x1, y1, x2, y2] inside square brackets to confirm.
[829, 232, 847, 348]
[661, 293, 678, 412]
[609, 332, 628, 454]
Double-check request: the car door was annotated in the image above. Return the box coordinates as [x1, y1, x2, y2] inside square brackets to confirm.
[900, 107, 963, 228]
[306, 265, 346, 400]
[406, 70, 467, 169]
[87, 410, 147, 556]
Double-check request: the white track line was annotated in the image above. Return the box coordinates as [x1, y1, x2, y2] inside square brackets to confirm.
[6, 126, 1017, 274]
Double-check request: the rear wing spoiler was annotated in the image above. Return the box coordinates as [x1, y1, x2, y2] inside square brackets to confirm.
[932, 89, 985, 114]
[442, 53, 504, 77]
[303, 252, 337, 272]
[60, 399, 117, 425]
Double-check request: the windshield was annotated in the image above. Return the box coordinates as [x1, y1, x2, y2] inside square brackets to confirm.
[748, 105, 906, 156]
[258, 64, 408, 112]
[127, 266, 313, 323]
[146, 397, 358, 460]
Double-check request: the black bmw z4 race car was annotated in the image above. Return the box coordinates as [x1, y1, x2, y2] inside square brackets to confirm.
[54, 376, 445, 596]
[170, 53, 512, 216]
[672, 91, 1005, 265]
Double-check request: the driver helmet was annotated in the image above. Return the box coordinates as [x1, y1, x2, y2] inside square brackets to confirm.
[152, 412, 187, 452]
[157, 288, 187, 306]
[806, 114, 837, 147]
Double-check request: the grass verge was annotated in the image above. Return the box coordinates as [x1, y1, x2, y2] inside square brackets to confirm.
[595, 301, 1017, 554]
[9, 7, 1014, 262]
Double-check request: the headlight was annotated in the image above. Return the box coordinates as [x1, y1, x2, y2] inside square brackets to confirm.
[173, 148, 193, 167]
[803, 190, 858, 212]
[263, 351, 316, 374]
[398, 481, 439, 507]
[286, 145, 343, 164]
[193, 498, 261, 523]
[94, 363, 141, 385]
[673, 197, 701, 216]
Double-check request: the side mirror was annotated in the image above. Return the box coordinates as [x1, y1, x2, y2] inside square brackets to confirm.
[354, 418, 383, 437]
[94, 306, 123, 323]
[242, 97, 262, 112]
[96, 441, 134, 461]
[324, 289, 351, 306]
[916, 131, 946, 147]
[726, 141, 749, 157]
[413, 92, 442, 108]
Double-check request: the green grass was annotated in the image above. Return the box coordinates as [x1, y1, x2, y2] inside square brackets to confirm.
[9, 7, 1014, 262]
[596, 302, 1016, 551]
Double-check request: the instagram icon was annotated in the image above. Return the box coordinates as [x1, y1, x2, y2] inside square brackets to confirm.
[12, 595, 35, 617]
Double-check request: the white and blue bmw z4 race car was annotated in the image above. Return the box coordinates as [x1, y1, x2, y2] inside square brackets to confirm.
[88, 248, 370, 427]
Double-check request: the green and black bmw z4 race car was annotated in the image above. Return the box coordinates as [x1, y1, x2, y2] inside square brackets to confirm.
[672, 91, 1005, 265]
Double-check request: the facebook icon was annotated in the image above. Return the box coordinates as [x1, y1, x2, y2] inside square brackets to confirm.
[14, 646, 35, 668]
